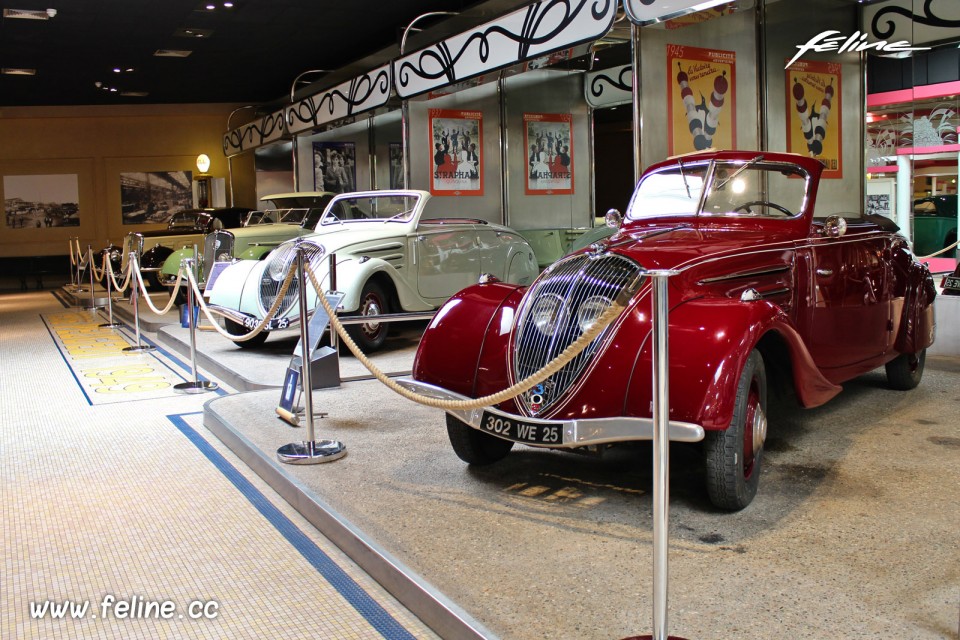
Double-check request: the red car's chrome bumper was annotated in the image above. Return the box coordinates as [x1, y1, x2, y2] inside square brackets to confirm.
[397, 378, 705, 447]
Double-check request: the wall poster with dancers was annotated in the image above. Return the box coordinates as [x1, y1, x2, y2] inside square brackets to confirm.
[524, 112, 574, 196]
[428, 109, 483, 196]
[786, 59, 842, 178]
[666, 44, 736, 156]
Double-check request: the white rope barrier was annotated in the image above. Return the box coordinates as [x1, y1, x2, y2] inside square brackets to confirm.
[131, 256, 183, 316]
[917, 238, 959, 261]
[108, 255, 133, 293]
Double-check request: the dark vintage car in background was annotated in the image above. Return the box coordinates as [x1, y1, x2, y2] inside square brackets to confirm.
[112, 207, 251, 288]
[404, 150, 937, 510]
[912, 194, 957, 258]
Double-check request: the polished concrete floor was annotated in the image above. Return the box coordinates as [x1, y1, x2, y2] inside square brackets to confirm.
[5, 286, 960, 639]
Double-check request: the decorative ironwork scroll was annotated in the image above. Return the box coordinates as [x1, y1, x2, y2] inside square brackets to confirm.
[864, 0, 960, 46]
[585, 64, 632, 108]
[286, 64, 392, 135]
[394, 0, 617, 99]
[222, 109, 287, 158]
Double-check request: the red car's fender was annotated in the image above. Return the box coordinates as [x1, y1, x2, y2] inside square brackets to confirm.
[618, 298, 842, 430]
[892, 257, 937, 355]
[412, 282, 524, 398]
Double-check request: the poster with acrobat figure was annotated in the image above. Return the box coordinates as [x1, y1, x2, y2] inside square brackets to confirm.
[786, 59, 842, 178]
[667, 44, 736, 156]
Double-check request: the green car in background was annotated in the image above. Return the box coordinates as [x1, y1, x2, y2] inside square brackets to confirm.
[160, 191, 334, 299]
[913, 195, 957, 258]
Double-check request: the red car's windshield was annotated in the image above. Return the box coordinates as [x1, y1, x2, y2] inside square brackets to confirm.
[627, 159, 810, 221]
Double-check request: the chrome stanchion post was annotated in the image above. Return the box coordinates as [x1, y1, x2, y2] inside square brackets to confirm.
[74, 239, 88, 294]
[174, 255, 217, 394]
[623, 269, 687, 640]
[84, 245, 102, 311]
[68, 238, 77, 290]
[98, 252, 122, 328]
[122, 253, 155, 353]
[277, 246, 346, 465]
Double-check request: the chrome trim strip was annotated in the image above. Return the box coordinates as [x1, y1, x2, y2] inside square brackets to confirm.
[698, 264, 791, 284]
[396, 379, 705, 445]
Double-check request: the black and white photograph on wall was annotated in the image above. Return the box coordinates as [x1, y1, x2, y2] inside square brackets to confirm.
[428, 109, 483, 196]
[389, 143, 403, 190]
[3, 174, 80, 229]
[313, 142, 356, 193]
[524, 112, 574, 195]
[120, 171, 192, 225]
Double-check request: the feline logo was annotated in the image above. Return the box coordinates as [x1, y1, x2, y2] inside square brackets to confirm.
[786, 30, 930, 69]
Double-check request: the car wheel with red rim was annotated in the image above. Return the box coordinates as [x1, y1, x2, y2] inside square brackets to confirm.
[345, 280, 389, 352]
[705, 349, 767, 511]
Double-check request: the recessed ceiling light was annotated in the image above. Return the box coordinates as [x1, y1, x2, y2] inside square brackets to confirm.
[176, 27, 214, 38]
[205, 3, 215, 9]
[223, 1, 234, 7]
[2, 68, 36, 75]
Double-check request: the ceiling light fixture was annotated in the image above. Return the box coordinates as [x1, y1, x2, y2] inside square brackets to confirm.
[154, 49, 193, 58]
[2, 8, 54, 20]
[2, 68, 37, 75]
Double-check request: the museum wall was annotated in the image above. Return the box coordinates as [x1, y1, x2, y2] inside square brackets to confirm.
[638, 8, 759, 169]
[409, 82, 504, 223]
[0, 104, 256, 258]
[764, 0, 863, 215]
[503, 70, 593, 230]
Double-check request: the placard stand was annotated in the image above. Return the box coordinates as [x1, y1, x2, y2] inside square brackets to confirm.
[122, 253, 155, 354]
[174, 255, 218, 394]
[622, 270, 689, 640]
[277, 246, 346, 464]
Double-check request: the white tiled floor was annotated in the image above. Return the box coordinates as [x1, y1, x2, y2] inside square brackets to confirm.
[0, 290, 439, 640]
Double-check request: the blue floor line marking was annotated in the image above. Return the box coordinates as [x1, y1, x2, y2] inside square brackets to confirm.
[40, 315, 94, 406]
[167, 412, 417, 640]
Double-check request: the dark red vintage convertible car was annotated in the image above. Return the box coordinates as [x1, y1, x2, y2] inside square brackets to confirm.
[404, 150, 937, 510]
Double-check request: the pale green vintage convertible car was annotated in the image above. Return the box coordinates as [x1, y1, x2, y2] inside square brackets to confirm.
[205, 190, 539, 351]
[159, 192, 334, 297]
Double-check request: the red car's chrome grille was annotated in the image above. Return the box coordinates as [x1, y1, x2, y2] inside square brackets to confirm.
[512, 253, 643, 417]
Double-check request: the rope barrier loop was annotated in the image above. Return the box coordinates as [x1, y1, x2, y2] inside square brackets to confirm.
[302, 259, 636, 411]
[130, 255, 183, 316]
[917, 238, 959, 261]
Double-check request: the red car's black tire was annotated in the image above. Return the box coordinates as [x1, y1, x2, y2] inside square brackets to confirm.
[446, 413, 514, 465]
[705, 349, 767, 511]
